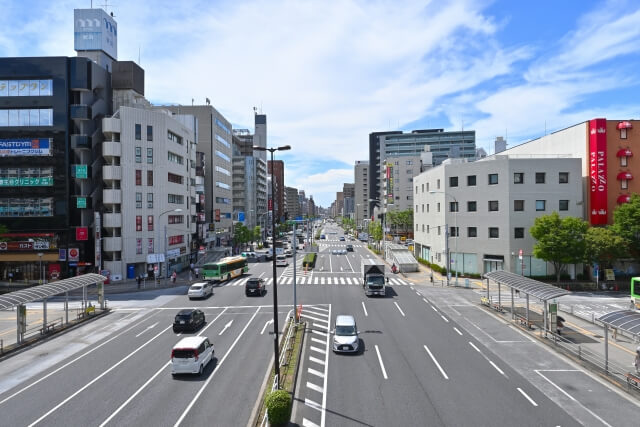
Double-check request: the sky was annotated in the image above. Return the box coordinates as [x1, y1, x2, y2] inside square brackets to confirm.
[2, 0, 640, 207]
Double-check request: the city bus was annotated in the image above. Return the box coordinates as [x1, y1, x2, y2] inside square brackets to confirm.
[201, 256, 248, 282]
[632, 277, 640, 309]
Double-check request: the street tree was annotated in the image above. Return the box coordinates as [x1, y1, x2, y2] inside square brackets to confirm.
[529, 212, 588, 282]
[584, 226, 628, 270]
[368, 220, 382, 242]
[611, 194, 640, 261]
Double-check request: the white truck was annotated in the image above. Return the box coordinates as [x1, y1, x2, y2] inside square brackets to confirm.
[361, 259, 387, 296]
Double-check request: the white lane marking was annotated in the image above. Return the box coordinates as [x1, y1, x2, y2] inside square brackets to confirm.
[361, 301, 368, 317]
[305, 398, 323, 412]
[453, 327, 463, 336]
[308, 305, 329, 312]
[440, 315, 449, 323]
[135, 321, 158, 337]
[312, 322, 327, 329]
[310, 346, 326, 355]
[489, 360, 505, 376]
[430, 305, 438, 312]
[394, 302, 406, 317]
[534, 371, 614, 427]
[308, 368, 325, 378]
[303, 418, 320, 427]
[423, 345, 449, 380]
[517, 388, 538, 407]
[321, 277, 325, 285]
[174, 307, 261, 427]
[218, 319, 233, 335]
[416, 291, 421, 296]
[309, 356, 325, 365]
[311, 330, 327, 337]
[303, 308, 328, 318]
[307, 381, 323, 393]
[28, 324, 174, 426]
[300, 314, 329, 324]
[321, 304, 332, 427]
[261, 319, 274, 335]
[311, 337, 325, 345]
[314, 277, 319, 284]
[410, 286, 414, 290]
[374, 345, 388, 379]
[339, 277, 345, 285]
[0, 310, 146, 406]
[345, 277, 352, 285]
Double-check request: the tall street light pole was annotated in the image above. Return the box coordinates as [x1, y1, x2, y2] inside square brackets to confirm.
[161, 208, 183, 285]
[253, 144, 291, 389]
[429, 191, 458, 286]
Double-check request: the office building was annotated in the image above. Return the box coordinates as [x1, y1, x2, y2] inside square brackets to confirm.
[354, 160, 369, 229]
[286, 187, 300, 219]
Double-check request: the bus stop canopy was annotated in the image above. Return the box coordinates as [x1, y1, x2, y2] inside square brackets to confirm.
[598, 310, 640, 338]
[0, 273, 107, 310]
[484, 270, 571, 301]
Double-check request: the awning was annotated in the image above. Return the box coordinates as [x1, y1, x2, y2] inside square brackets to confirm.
[617, 121, 633, 130]
[617, 171, 633, 180]
[484, 270, 571, 301]
[598, 310, 640, 336]
[617, 194, 631, 204]
[616, 148, 633, 157]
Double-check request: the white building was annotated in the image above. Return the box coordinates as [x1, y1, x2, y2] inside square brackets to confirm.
[381, 155, 421, 212]
[413, 155, 582, 276]
[354, 160, 369, 229]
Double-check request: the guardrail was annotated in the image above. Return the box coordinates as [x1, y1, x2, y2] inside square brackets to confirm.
[23, 317, 63, 340]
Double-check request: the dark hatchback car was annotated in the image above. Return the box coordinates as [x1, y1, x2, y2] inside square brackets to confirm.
[245, 277, 266, 296]
[346, 244, 354, 252]
[173, 309, 205, 332]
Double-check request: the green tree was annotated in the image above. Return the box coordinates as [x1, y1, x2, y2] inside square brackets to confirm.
[252, 226, 262, 243]
[0, 224, 8, 242]
[611, 194, 640, 261]
[584, 226, 628, 270]
[529, 212, 588, 282]
[232, 223, 252, 249]
[369, 220, 382, 242]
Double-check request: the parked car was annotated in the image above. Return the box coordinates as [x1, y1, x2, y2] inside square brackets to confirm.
[332, 314, 360, 353]
[173, 309, 205, 332]
[276, 255, 288, 267]
[346, 244, 354, 252]
[171, 336, 214, 376]
[245, 277, 266, 296]
[187, 282, 213, 300]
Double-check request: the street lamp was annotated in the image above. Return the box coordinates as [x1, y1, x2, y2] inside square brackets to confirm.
[253, 144, 291, 389]
[160, 208, 183, 284]
[429, 190, 458, 286]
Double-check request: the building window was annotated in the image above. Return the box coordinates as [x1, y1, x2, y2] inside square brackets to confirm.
[559, 200, 569, 211]
[488, 200, 499, 211]
[0, 197, 54, 217]
[147, 215, 154, 231]
[621, 157, 628, 167]
[216, 150, 230, 162]
[514, 173, 524, 184]
[168, 152, 184, 165]
[421, 184, 424, 193]
[415, 185, 418, 194]
[437, 226, 441, 236]
[136, 215, 142, 231]
[168, 194, 184, 204]
[135, 147, 141, 163]
[450, 226, 459, 237]
[622, 179, 628, 189]
[437, 203, 440, 213]
[514, 227, 524, 239]
[437, 179, 441, 189]
[168, 173, 183, 184]
[148, 238, 154, 253]
[416, 223, 418, 231]
[426, 204, 429, 213]
[426, 183, 430, 192]
[535, 172, 545, 184]
[422, 224, 425, 232]
[467, 227, 477, 237]
[559, 172, 569, 184]
[216, 134, 230, 148]
[407, 169, 413, 175]
[514, 200, 524, 211]
[450, 176, 458, 187]
[0, 79, 52, 96]
[488, 173, 498, 185]
[536, 200, 546, 211]
[136, 192, 142, 209]
[135, 124, 141, 140]
[147, 125, 153, 141]
[135, 170, 141, 185]
[136, 238, 143, 254]
[467, 201, 477, 212]
[168, 215, 184, 224]
[216, 181, 230, 190]
[147, 193, 153, 208]
[489, 227, 499, 238]
[0, 108, 53, 127]
[467, 175, 476, 186]
[147, 170, 153, 186]
[450, 201, 458, 212]
[427, 225, 430, 233]
[621, 128, 627, 139]
[168, 235, 185, 245]
[415, 204, 418, 212]
[146, 148, 153, 164]
[406, 160, 413, 165]
[421, 204, 424, 212]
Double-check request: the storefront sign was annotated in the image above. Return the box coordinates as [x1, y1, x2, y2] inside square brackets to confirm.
[0, 138, 51, 156]
[77, 197, 87, 208]
[0, 241, 49, 250]
[167, 248, 180, 259]
[59, 248, 67, 261]
[68, 247, 79, 262]
[589, 119, 608, 225]
[0, 177, 53, 186]
[73, 164, 88, 179]
[76, 227, 88, 241]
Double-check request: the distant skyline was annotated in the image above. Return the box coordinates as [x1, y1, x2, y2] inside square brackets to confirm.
[2, 0, 640, 207]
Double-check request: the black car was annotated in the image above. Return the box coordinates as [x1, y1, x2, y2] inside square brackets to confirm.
[173, 309, 205, 332]
[339, 236, 345, 241]
[346, 244, 354, 252]
[246, 277, 266, 296]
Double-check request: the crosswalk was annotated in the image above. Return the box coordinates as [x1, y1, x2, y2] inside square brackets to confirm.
[220, 275, 411, 287]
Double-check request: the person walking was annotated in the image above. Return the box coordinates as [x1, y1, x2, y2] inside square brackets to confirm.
[194, 267, 199, 279]
[171, 270, 177, 284]
[136, 274, 142, 289]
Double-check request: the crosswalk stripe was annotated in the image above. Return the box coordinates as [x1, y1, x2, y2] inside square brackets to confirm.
[314, 277, 319, 285]
[307, 381, 324, 393]
[303, 418, 320, 427]
[320, 277, 325, 285]
[339, 277, 345, 285]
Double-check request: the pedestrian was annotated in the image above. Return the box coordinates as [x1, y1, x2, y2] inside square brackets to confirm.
[136, 274, 141, 289]
[556, 316, 565, 335]
[190, 262, 195, 272]
[171, 270, 177, 284]
[194, 267, 199, 279]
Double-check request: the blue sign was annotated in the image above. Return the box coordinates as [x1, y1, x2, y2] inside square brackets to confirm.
[295, 216, 303, 221]
[238, 212, 245, 222]
[0, 138, 51, 156]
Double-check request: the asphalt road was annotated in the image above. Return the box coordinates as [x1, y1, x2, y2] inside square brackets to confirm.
[0, 223, 638, 427]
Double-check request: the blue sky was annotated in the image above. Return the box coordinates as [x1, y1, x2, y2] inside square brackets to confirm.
[2, 0, 640, 207]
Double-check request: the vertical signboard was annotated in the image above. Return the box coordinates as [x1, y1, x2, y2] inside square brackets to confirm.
[76, 227, 88, 241]
[589, 119, 608, 225]
[386, 163, 394, 203]
[94, 212, 101, 271]
[74, 8, 118, 59]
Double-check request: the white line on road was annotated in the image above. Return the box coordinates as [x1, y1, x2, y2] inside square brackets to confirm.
[375, 345, 388, 379]
[305, 398, 323, 412]
[308, 368, 325, 378]
[394, 302, 405, 317]
[311, 346, 326, 355]
[174, 307, 261, 427]
[135, 321, 158, 337]
[361, 301, 368, 317]
[261, 319, 274, 335]
[517, 388, 538, 407]
[303, 418, 320, 427]
[453, 327, 463, 336]
[311, 337, 324, 345]
[307, 381, 323, 393]
[423, 345, 449, 380]
[489, 360, 505, 376]
[218, 319, 233, 335]
[469, 342, 481, 352]
[416, 291, 421, 296]
[440, 315, 449, 323]
[309, 356, 325, 365]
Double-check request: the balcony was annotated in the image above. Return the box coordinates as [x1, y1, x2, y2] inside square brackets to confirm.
[103, 213, 122, 228]
[71, 134, 91, 150]
[102, 140, 121, 157]
[102, 165, 122, 181]
[103, 236, 122, 252]
[70, 104, 91, 120]
[103, 189, 122, 204]
[102, 117, 121, 134]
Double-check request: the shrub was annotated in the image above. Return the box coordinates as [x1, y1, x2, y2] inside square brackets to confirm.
[265, 389, 291, 426]
[302, 253, 317, 268]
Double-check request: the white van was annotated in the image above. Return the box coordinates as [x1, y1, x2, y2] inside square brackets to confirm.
[276, 255, 288, 267]
[332, 315, 360, 353]
[171, 336, 214, 376]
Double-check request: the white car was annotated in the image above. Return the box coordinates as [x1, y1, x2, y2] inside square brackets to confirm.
[187, 282, 213, 299]
[332, 315, 360, 353]
[332, 248, 347, 255]
[171, 336, 214, 376]
[276, 255, 288, 267]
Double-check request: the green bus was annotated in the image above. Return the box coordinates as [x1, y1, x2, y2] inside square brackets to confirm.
[632, 277, 640, 309]
[202, 256, 248, 282]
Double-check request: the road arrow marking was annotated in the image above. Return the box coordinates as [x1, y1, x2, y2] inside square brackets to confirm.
[135, 322, 158, 337]
[219, 320, 233, 335]
[261, 319, 273, 335]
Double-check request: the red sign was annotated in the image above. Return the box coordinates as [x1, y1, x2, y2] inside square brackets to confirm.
[215, 209, 221, 222]
[589, 119, 608, 225]
[76, 227, 88, 241]
[68, 248, 79, 262]
[0, 241, 34, 251]
[268, 198, 273, 211]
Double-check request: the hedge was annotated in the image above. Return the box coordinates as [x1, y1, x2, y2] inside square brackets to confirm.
[265, 389, 291, 426]
[302, 253, 317, 268]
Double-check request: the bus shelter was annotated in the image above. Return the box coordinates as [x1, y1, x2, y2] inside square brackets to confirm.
[484, 270, 571, 335]
[597, 310, 640, 374]
[0, 273, 107, 346]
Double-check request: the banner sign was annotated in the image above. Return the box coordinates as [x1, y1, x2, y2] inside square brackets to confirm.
[68, 248, 80, 262]
[589, 119, 608, 225]
[0, 177, 53, 186]
[386, 163, 394, 202]
[0, 138, 51, 156]
[95, 212, 101, 269]
[59, 248, 67, 261]
[0, 241, 49, 251]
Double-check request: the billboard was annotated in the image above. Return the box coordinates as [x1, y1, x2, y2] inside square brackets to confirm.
[588, 119, 608, 225]
[386, 163, 394, 203]
[0, 177, 52, 186]
[0, 138, 51, 156]
[74, 8, 117, 59]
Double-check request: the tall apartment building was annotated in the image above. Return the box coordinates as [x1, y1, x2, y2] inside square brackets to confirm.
[381, 154, 421, 212]
[354, 160, 369, 228]
[343, 183, 355, 218]
[286, 186, 300, 219]
[268, 160, 285, 222]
